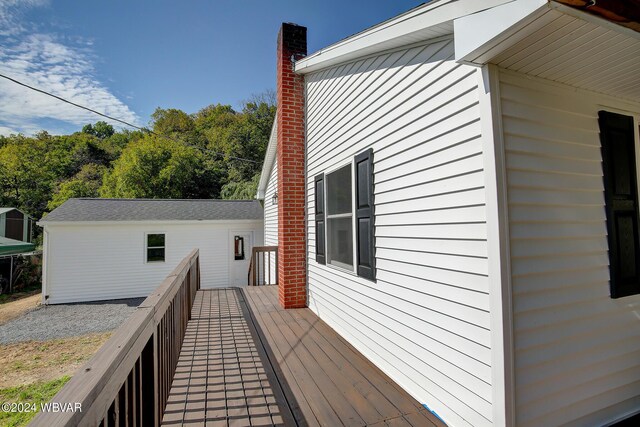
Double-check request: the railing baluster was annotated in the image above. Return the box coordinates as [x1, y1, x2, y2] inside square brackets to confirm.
[268, 250, 271, 285]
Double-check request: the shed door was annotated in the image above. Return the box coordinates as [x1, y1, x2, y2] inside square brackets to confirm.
[230, 231, 253, 286]
[5, 210, 24, 241]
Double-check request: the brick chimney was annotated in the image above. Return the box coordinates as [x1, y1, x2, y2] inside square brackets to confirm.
[277, 23, 307, 309]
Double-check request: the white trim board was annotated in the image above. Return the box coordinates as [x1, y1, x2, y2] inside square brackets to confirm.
[294, 0, 513, 75]
[477, 64, 515, 427]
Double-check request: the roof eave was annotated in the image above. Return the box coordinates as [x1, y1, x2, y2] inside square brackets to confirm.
[455, 0, 640, 67]
[0, 207, 31, 220]
[454, 0, 550, 66]
[38, 218, 264, 227]
[293, 0, 514, 75]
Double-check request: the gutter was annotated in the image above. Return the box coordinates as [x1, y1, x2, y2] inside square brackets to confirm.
[37, 219, 264, 227]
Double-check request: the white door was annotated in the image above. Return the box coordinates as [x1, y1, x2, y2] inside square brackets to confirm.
[230, 231, 253, 286]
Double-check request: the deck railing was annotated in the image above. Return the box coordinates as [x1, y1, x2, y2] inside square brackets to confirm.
[248, 246, 277, 286]
[30, 249, 200, 427]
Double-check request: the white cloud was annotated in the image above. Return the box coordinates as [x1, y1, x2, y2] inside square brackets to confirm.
[0, 0, 48, 36]
[0, 1, 140, 136]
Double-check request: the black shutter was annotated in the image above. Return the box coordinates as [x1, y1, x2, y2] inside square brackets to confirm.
[599, 111, 640, 298]
[355, 149, 375, 280]
[315, 174, 326, 265]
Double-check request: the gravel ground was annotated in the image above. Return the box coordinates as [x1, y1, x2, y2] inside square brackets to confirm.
[0, 298, 144, 344]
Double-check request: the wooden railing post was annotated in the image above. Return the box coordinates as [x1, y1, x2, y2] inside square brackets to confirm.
[247, 246, 278, 286]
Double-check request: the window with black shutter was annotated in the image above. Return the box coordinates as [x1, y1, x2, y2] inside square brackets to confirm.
[315, 174, 326, 264]
[355, 149, 375, 281]
[599, 111, 640, 298]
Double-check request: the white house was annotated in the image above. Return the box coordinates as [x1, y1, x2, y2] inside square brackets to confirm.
[39, 198, 263, 304]
[257, 1, 640, 426]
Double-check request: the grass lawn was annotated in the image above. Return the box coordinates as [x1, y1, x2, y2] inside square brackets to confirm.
[0, 293, 41, 326]
[0, 333, 111, 426]
[0, 332, 111, 388]
[0, 285, 40, 305]
[0, 292, 112, 426]
[0, 377, 70, 427]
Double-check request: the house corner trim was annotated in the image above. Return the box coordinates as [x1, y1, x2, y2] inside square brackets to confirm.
[478, 64, 515, 427]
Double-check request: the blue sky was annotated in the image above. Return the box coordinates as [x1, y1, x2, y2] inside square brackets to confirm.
[0, 0, 422, 136]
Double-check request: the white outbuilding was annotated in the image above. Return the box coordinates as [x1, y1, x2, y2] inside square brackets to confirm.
[39, 198, 263, 304]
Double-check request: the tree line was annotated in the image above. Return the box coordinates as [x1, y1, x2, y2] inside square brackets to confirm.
[0, 92, 275, 225]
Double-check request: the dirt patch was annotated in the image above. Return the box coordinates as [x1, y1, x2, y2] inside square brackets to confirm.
[0, 293, 41, 326]
[0, 332, 111, 388]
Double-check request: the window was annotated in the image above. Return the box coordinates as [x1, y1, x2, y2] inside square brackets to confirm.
[146, 233, 165, 262]
[234, 236, 245, 260]
[599, 111, 640, 298]
[316, 149, 375, 280]
[314, 174, 326, 264]
[326, 165, 353, 269]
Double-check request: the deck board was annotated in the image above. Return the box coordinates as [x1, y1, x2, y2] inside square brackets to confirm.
[162, 287, 444, 426]
[162, 289, 294, 426]
[243, 286, 444, 427]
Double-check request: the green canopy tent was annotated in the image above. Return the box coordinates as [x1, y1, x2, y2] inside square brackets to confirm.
[0, 236, 35, 256]
[0, 236, 36, 293]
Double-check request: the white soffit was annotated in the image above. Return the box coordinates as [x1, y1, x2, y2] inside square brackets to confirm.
[294, 0, 514, 74]
[457, 1, 640, 101]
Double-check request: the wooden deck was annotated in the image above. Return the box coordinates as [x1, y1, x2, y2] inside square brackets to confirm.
[162, 286, 444, 426]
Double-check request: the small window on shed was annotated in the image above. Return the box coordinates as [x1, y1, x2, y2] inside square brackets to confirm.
[234, 236, 245, 260]
[146, 233, 165, 262]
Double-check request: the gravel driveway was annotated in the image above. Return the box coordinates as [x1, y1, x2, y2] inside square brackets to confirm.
[0, 298, 144, 344]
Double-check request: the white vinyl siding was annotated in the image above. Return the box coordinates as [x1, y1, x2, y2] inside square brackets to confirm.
[264, 158, 278, 283]
[306, 39, 492, 427]
[44, 221, 263, 304]
[499, 69, 640, 427]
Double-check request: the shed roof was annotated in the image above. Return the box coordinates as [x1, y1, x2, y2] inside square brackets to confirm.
[0, 207, 30, 218]
[40, 199, 264, 223]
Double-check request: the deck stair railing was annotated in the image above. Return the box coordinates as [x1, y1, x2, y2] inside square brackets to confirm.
[248, 246, 278, 286]
[30, 249, 200, 427]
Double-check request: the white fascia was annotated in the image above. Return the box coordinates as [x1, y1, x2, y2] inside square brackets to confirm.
[454, 0, 549, 66]
[294, 0, 514, 75]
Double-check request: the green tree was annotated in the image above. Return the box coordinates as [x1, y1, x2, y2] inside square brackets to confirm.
[65, 133, 112, 172]
[100, 135, 205, 199]
[82, 121, 115, 139]
[0, 90, 276, 220]
[225, 99, 275, 181]
[48, 163, 107, 210]
[0, 135, 74, 219]
[194, 104, 238, 153]
[220, 173, 260, 200]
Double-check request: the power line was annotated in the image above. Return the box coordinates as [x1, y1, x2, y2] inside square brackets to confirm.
[0, 73, 142, 130]
[0, 73, 260, 164]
